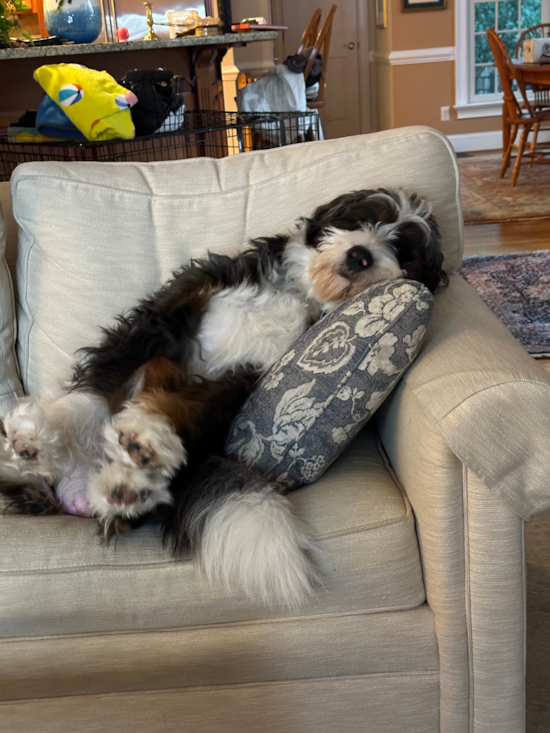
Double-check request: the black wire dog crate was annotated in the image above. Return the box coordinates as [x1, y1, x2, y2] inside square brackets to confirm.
[0, 110, 321, 182]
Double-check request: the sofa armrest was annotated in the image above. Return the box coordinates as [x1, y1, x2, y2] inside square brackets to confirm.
[385, 272, 550, 521]
[376, 382, 525, 733]
[374, 273, 545, 732]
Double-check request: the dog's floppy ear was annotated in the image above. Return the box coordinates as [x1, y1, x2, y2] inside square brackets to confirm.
[299, 217, 324, 247]
[393, 219, 448, 293]
[249, 234, 290, 260]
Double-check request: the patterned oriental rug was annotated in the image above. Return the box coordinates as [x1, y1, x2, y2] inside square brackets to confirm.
[458, 250, 550, 358]
[458, 152, 550, 224]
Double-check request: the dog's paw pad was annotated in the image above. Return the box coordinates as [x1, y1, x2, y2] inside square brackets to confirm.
[11, 439, 39, 460]
[104, 406, 186, 476]
[108, 484, 139, 506]
[118, 431, 155, 468]
[2, 412, 58, 479]
[87, 461, 174, 521]
[109, 486, 151, 505]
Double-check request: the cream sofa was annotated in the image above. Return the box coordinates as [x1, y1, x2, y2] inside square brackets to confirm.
[0, 126, 549, 733]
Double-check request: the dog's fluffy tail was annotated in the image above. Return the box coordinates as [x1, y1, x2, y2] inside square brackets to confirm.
[164, 457, 318, 607]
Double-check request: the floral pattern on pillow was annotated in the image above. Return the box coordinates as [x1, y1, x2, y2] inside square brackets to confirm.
[225, 279, 433, 490]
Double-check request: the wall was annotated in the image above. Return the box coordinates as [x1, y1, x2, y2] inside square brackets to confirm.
[231, 0, 274, 73]
[372, 0, 502, 151]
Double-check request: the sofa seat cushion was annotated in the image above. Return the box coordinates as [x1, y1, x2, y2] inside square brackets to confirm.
[0, 606, 439, 703]
[0, 425, 425, 638]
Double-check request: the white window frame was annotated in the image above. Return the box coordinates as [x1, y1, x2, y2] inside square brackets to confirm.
[455, 0, 549, 118]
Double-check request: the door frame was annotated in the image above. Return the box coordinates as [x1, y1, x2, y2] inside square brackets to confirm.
[270, 0, 373, 134]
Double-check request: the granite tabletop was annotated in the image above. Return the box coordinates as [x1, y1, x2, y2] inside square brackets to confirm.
[0, 30, 278, 61]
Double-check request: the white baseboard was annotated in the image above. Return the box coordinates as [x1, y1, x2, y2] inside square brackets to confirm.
[447, 129, 550, 153]
[370, 47, 455, 65]
[447, 131, 502, 152]
[454, 101, 503, 119]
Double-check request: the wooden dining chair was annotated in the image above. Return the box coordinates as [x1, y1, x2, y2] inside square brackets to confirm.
[303, 4, 338, 109]
[487, 27, 550, 185]
[514, 23, 550, 111]
[296, 8, 322, 55]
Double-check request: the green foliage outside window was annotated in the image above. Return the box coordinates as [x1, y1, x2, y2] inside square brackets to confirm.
[473, 0, 542, 97]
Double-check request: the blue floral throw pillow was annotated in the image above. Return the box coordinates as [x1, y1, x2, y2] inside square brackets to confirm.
[225, 279, 434, 490]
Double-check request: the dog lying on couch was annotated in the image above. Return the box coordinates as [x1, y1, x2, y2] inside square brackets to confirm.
[0, 188, 446, 605]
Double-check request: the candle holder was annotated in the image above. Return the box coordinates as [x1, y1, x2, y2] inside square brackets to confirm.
[143, 2, 159, 40]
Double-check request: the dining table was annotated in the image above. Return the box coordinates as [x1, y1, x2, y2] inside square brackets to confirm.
[503, 59, 550, 149]
[512, 60, 550, 86]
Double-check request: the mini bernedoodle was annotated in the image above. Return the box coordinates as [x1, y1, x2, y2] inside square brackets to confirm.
[0, 188, 447, 606]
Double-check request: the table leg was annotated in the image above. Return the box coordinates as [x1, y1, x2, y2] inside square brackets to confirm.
[502, 107, 510, 158]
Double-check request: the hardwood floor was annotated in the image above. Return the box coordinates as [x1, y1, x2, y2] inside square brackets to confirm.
[463, 217, 550, 369]
[463, 218, 550, 256]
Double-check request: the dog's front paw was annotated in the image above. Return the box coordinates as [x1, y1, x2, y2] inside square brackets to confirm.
[10, 434, 40, 461]
[2, 402, 59, 479]
[103, 405, 186, 476]
[87, 460, 174, 525]
[4, 417, 41, 461]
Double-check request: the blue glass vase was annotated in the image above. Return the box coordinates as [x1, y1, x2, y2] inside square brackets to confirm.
[44, 0, 103, 44]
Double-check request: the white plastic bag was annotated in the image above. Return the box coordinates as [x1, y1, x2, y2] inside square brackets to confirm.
[237, 64, 308, 113]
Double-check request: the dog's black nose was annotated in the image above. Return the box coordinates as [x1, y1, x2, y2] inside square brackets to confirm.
[346, 246, 373, 271]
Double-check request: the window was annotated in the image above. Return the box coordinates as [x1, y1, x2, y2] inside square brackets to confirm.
[455, 0, 549, 114]
[470, 0, 542, 102]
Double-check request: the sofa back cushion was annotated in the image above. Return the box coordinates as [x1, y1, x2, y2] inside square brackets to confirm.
[0, 200, 23, 414]
[10, 126, 462, 394]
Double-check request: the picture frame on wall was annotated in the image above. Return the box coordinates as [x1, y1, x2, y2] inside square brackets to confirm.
[376, 0, 387, 28]
[402, 0, 447, 10]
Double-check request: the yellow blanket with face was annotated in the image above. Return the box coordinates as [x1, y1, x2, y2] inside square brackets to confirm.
[34, 63, 137, 141]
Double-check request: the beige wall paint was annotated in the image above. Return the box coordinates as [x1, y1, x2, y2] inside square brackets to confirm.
[391, 0, 453, 49]
[391, 62, 502, 135]
[373, 0, 502, 140]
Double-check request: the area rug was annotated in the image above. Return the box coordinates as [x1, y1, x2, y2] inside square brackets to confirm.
[458, 152, 550, 224]
[458, 250, 550, 357]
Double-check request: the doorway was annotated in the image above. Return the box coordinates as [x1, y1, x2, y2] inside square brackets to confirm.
[271, 0, 371, 138]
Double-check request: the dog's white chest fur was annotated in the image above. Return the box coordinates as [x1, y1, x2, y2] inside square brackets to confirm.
[190, 283, 313, 379]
